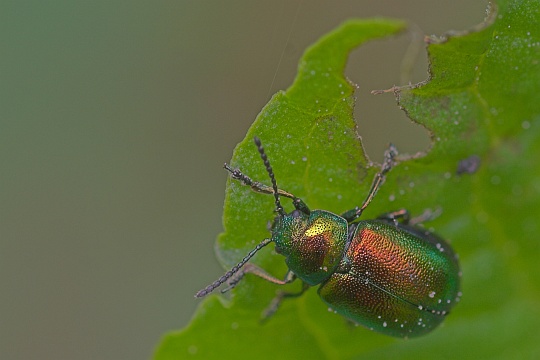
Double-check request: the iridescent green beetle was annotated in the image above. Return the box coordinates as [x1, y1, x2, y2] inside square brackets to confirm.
[196, 137, 461, 338]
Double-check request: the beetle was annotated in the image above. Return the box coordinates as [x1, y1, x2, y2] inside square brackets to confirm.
[196, 137, 461, 338]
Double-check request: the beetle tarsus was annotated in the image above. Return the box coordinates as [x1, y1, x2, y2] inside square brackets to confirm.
[260, 282, 310, 322]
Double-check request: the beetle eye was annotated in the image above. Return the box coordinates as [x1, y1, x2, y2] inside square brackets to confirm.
[291, 210, 302, 218]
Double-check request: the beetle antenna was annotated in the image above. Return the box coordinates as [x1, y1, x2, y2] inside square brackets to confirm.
[195, 238, 272, 298]
[254, 137, 285, 216]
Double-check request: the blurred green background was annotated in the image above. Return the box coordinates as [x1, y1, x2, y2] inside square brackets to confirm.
[1, 1, 488, 359]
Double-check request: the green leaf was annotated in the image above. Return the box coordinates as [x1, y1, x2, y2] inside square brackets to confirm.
[379, 1, 540, 358]
[156, 0, 540, 358]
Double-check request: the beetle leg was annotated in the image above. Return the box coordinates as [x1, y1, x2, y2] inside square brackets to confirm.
[340, 207, 359, 223]
[221, 264, 296, 294]
[341, 144, 398, 223]
[261, 281, 310, 321]
[377, 209, 411, 226]
[409, 207, 442, 226]
[377, 208, 442, 227]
